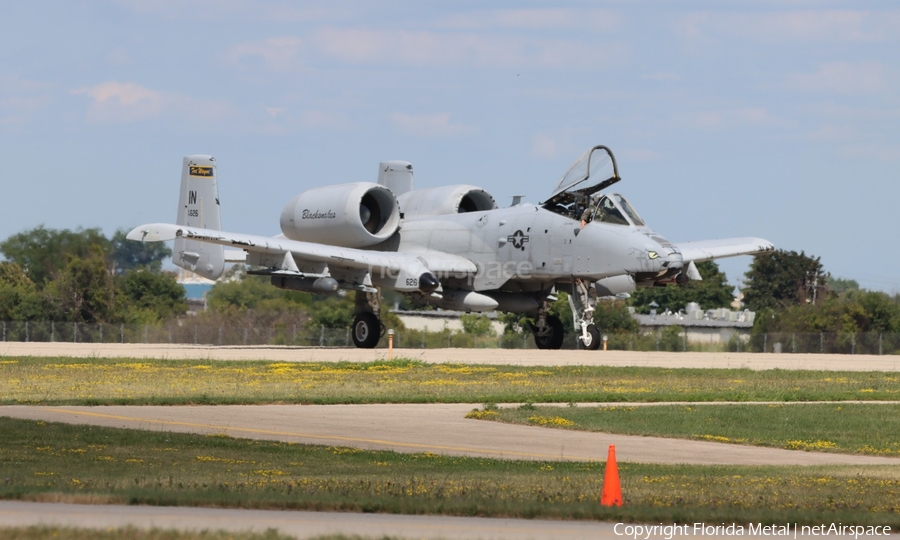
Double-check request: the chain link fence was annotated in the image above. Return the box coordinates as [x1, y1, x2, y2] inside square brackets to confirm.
[1, 321, 898, 354]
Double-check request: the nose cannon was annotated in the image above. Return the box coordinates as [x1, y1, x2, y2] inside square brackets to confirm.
[418, 272, 440, 293]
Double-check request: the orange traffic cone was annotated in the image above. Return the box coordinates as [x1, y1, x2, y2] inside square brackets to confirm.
[600, 444, 623, 506]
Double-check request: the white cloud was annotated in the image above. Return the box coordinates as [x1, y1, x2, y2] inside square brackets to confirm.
[786, 62, 888, 95]
[388, 112, 471, 137]
[72, 81, 232, 125]
[531, 134, 558, 160]
[72, 81, 165, 123]
[694, 111, 724, 129]
[620, 148, 663, 162]
[227, 37, 303, 71]
[643, 72, 679, 82]
[0, 75, 51, 107]
[105, 47, 134, 67]
[676, 107, 784, 131]
[840, 143, 900, 162]
[732, 107, 780, 126]
[675, 10, 900, 44]
[798, 125, 856, 143]
[311, 28, 606, 69]
[111, 0, 258, 20]
[261, 5, 352, 23]
[440, 9, 621, 31]
[0, 76, 53, 127]
[113, 0, 349, 23]
[804, 102, 900, 121]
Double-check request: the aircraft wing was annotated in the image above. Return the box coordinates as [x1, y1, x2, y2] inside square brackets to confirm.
[127, 223, 476, 292]
[674, 237, 774, 263]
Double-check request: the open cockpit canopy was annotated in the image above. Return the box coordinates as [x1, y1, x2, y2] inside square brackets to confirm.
[542, 145, 621, 218]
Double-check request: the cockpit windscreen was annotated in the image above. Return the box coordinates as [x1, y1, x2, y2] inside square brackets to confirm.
[613, 194, 645, 226]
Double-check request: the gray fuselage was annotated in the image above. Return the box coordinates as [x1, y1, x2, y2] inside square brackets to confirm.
[376, 203, 680, 294]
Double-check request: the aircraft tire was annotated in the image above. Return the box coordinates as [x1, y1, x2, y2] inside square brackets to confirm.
[581, 324, 601, 350]
[534, 315, 564, 350]
[352, 312, 381, 349]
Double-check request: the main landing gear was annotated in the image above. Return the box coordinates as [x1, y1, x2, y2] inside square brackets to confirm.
[352, 290, 384, 349]
[531, 299, 565, 350]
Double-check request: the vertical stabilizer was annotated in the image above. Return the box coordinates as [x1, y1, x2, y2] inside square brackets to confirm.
[377, 161, 414, 196]
[174, 155, 225, 280]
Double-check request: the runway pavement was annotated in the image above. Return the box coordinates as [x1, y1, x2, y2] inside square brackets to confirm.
[2, 342, 900, 371]
[2, 501, 892, 540]
[3, 404, 898, 466]
[0, 500, 699, 540]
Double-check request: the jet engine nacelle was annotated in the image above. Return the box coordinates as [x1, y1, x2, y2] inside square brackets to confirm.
[280, 182, 401, 248]
[398, 185, 497, 218]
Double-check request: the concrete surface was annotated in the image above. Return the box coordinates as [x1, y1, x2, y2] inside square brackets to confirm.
[3, 404, 898, 466]
[0, 500, 621, 540]
[0, 501, 893, 539]
[2, 342, 898, 371]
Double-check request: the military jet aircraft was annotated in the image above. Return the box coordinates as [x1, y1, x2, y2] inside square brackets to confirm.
[128, 145, 773, 350]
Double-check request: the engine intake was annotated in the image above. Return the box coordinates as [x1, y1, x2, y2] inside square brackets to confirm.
[397, 185, 497, 218]
[280, 182, 401, 248]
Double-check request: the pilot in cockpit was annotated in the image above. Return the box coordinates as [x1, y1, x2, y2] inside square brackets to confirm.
[581, 194, 630, 228]
[579, 194, 601, 229]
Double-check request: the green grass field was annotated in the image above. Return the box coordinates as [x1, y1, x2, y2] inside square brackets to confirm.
[470, 403, 900, 456]
[2, 357, 900, 405]
[0, 527, 303, 540]
[1, 417, 899, 526]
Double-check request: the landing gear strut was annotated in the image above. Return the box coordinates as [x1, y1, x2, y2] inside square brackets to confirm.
[570, 280, 601, 350]
[352, 290, 384, 349]
[532, 299, 565, 350]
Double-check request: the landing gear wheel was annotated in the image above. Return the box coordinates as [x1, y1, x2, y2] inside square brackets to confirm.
[352, 312, 381, 349]
[580, 324, 601, 350]
[534, 315, 565, 350]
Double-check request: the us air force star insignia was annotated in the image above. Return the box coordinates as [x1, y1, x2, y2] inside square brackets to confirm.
[508, 230, 530, 251]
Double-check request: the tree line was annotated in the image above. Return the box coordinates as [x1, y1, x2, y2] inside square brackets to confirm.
[2, 225, 899, 341]
[0, 226, 183, 324]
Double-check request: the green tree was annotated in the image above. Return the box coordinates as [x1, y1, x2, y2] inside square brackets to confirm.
[44, 248, 117, 323]
[0, 226, 110, 286]
[460, 314, 495, 336]
[827, 277, 860, 296]
[550, 291, 574, 332]
[742, 250, 824, 311]
[593, 299, 639, 334]
[110, 228, 172, 274]
[752, 291, 900, 336]
[206, 267, 311, 312]
[0, 262, 47, 320]
[629, 261, 735, 314]
[117, 269, 188, 322]
[306, 295, 355, 328]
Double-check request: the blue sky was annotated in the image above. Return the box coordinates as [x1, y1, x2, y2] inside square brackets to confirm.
[1, 1, 898, 292]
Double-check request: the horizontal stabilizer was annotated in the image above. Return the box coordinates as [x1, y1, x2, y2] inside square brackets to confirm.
[127, 224, 182, 242]
[675, 237, 774, 263]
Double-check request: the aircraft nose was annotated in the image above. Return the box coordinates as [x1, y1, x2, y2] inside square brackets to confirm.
[662, 248, 683, 269]
[418, 272, 440, 293]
